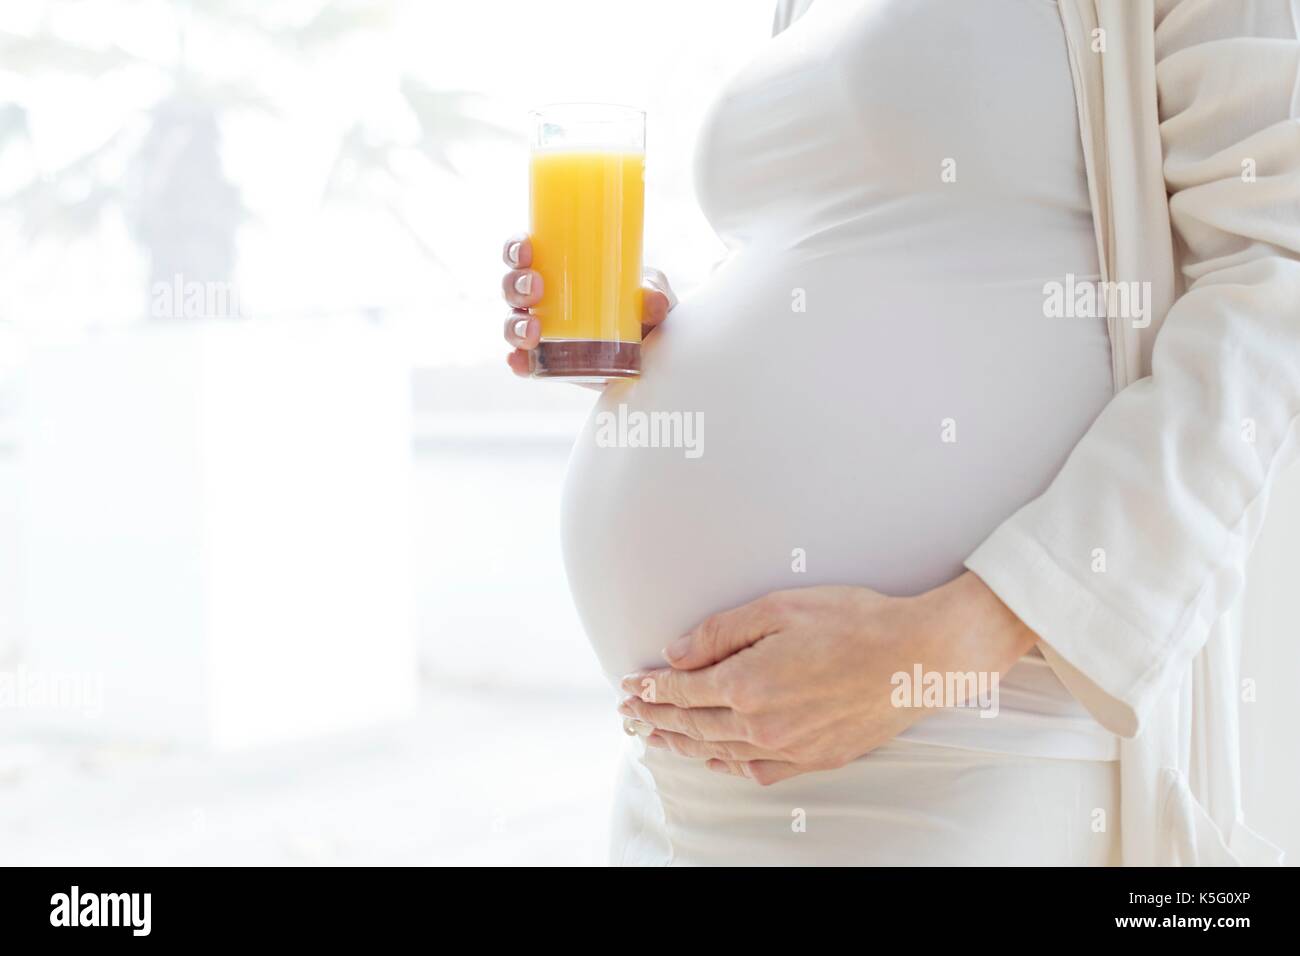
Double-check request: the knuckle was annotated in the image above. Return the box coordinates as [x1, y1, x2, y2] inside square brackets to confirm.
[714, 668, 745, 709]
[737, 713, 763, 742]
[662, 734, 690, 757]
[746, 718, 787, 751]
[767, 588, 809, 617]
[693, 614, 722, 653]
[728, 686, 756, 714]
[727, 674, 770, 714]
[657, 675, 682, 706]
[756, 591, 793, 624]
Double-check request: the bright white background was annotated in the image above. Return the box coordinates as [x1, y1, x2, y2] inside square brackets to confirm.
[2, 0, 1297, 867]
[0, 0, 769, 866]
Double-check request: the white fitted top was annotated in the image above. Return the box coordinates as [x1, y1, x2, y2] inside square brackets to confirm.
[562, 0, 1118, 760]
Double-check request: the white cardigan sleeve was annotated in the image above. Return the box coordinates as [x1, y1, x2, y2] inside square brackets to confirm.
[965, 0, 1300, 737]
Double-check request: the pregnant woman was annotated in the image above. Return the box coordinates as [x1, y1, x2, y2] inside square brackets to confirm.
[501, 0, 1300, 865]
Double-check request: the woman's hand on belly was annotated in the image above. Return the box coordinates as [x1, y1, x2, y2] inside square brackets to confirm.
[617, 571, 1037, 786]
[500, 233, 677, 377]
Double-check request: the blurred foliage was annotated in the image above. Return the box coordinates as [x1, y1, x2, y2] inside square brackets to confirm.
[1, 0, 515, 310]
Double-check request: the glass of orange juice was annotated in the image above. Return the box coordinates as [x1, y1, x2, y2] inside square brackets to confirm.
[528, 104, 645, 382]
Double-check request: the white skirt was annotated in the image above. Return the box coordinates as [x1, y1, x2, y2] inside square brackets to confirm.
[610, 737, 1120, 866]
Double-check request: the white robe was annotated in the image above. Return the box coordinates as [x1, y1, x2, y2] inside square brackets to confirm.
[775, 0, 1298, 866]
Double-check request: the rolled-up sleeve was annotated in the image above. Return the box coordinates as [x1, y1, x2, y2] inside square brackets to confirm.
[965, 0, 1300, 738]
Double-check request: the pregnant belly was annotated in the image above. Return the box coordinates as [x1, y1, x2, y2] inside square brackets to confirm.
[561, 248, 1113, 683]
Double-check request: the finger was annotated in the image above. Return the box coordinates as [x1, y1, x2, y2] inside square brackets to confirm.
[506, 349, 531, 377]
[641, 268, 675, 333]
[662, 592, 786, 670]
[504, 311, 539, 349]
[706, 759, 748, 778]
[621, 717, 653, 738]
[741, 760, 809, 786]
[502, 269, 542, 308]
[502, 234, 532, 269]
[620, 666, 729, 709]
[641, 286, 670, 332]
[642, 267, 677, 311]
[618, 697, 744, 741]
[649, 730, 776, 762]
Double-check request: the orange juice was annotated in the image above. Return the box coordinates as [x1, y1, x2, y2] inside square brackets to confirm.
[528, 146, 645, 380]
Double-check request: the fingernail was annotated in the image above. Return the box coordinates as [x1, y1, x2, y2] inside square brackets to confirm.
[662, 634, 692, 663]
[619, 673, 642, 695]
[622, 718, 652, 738]
[514, 273, 533, 295]
[506, 241, 521, 266]
[645, 732, 668, 749]
[512, 317, 530, 341]
[617, 698, 636, 717]
[706, 760, 731, 774]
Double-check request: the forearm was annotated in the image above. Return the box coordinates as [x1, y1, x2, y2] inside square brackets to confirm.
[912, 570, 1038, 692]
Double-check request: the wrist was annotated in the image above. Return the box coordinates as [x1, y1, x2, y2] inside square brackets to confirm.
[917, 571, 1037, 676]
